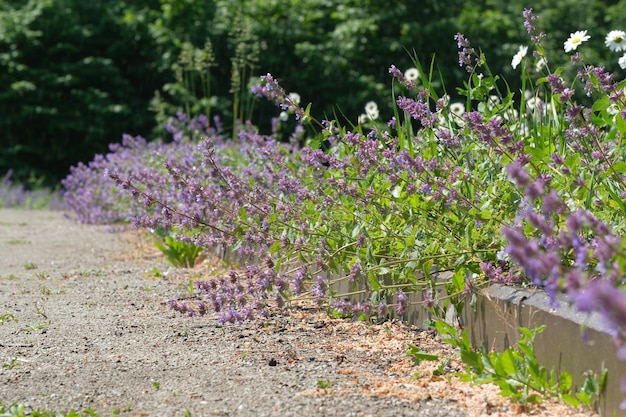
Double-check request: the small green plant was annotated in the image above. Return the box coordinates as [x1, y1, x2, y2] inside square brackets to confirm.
[5, 239, 28, 245]
[152, 226, 203, 268]
[151, 381, 160, 390]
[2, 358, 20, 370]
[180, 280, 195, 297]
[433, 357, 451, 377]
[569, 369, 608, 410]
[24, 321, 50, 332]
[409, 371, 423, 380]
[405, 343, 439, 365]
[0, 402, 28, 416]
[435, 320, 607, 408]
[0, 313, 17, 324]
[34, 299, 48, 319]
[23, 262, 37, 270]
[316, 379, 332, 389]
[77, 269, 106, 278]
[144, 267, 163, 278]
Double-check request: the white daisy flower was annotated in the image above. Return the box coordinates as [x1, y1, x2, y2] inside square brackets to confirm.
[288, 92, 301, 105]
[488, 95, 501, 110]
[619, 53, 626, 69]
[518, 124, 530, 137]
[365, 101, 378, 113]
[511, 45, 528, 69]
[605, 30, 626, 52]
[364, 101, 379, 120]
[564, 30, 590, 53]
[526, 96, 543, 111]
[535, 57, 548, 72]
[279, 111, 289, 122]
[544, 102, 553, 115]
[358, 113, 369, 124]
[404, 67, 419, 81]
[450, 102, 465, 117]
[503, 109, 519, 121]
[366, 108, 380, 121]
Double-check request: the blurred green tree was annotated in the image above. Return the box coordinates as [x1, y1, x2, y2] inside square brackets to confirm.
[1, 0, 623, 187]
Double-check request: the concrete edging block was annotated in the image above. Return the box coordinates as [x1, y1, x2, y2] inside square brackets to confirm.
[460, 284, 625, 417]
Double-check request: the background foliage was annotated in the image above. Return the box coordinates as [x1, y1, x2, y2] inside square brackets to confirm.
[0, 0, 623, 187]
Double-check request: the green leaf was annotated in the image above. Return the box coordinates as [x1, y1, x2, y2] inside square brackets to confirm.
[561, 393, 580, 408]
[616, 112, 626, 133]
[422, 259, 434, 277]
[406, 343, 439, 365]
[368, 271, 380, 291]
[461, 349, 484, 374]
[559, 371, 573, 393]
[575, 391, 591, 407]
[269, 240, 281, 254]
[452, 268, 466, 293]
[493, 381, 519, 398]
[497, 349, 518, 376]
[611, 161, 626, 174]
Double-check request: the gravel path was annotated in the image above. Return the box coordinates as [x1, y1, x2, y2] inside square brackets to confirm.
[0, 209, 596, 417]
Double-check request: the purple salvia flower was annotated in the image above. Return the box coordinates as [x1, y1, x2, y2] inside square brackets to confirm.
[422, 290, 435, 309]
[542, 189, 563, 214]
[313, 275, 326, 301]
[522, 8, 537, 34]
[506, 161, 531, 187]
[377, 302, 388, 318]
[396, 290, 407, 316]
[574, 280, 626, 341]
[454, 33, 476, 72]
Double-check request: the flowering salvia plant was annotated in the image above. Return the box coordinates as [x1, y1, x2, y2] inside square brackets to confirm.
[482, 8, 626, 408]
[63, 7, 626, 409]
[1, 170, 65, 210]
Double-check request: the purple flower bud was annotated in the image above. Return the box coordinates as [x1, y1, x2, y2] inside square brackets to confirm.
[507, 161, 530, 187]
[396, 290, 407, 315]
[422, 290, 435, 308]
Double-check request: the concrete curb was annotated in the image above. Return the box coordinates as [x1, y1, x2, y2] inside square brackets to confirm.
[461, 284, 625, 417]
[394, 281, 625, 417]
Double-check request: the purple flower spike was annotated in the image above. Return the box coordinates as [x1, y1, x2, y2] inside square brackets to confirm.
[396, 290, 407, 316]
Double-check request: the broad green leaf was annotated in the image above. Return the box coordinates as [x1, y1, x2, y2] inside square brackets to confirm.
[406, 343, 439, 365]
[368, 271, 380, 291]
[497, 349, 517, 376]
[559, 371, 573, 393]
[611, 161, 626, 174]
[561, 393, 580, 408]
